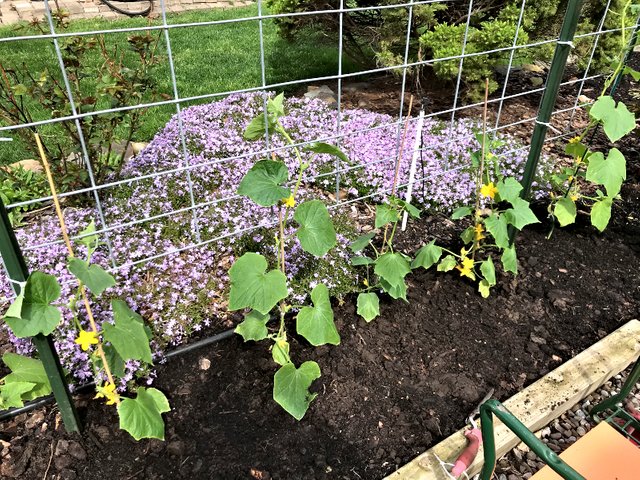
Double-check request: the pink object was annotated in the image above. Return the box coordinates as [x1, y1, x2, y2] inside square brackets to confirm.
[451, 428, 483, 477]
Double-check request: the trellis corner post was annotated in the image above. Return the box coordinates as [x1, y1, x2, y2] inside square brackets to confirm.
[518, 0, 586, 202]
[0, 197, 81, 432]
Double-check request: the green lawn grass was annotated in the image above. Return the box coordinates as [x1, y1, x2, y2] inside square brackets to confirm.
[0, 6, 358, 165]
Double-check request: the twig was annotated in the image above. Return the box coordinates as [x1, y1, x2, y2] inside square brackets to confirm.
[42, 442, 54, 480]
[383, 95, 414, 250]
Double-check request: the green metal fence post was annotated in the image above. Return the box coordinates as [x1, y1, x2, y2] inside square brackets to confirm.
[518, 0, 586, 202]
[590, 356, 640, 421]
[479, 399, 585, 480]
[0, 197, 81, 432]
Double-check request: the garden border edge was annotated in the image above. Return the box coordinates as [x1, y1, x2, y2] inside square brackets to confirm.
[385, 318, 640, 480]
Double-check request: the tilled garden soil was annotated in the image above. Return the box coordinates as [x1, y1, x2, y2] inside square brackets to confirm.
[2, 176, 640, 479]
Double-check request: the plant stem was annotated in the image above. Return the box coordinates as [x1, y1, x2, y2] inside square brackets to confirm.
[472, 79, 490, 263]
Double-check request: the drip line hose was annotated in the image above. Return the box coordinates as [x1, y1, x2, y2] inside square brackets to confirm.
[99, 0, 153, 17]
[0, 327, 236, 422]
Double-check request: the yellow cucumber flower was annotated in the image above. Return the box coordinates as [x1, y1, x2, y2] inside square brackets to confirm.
[474, 224, 485, 241]
[283, 195, 295, 208]
[568, 136, 581, 144]
[480, 182, 498, 199]
[95, 382, 119, 406]
[456, 256, 475, 280]
[75, 329, 99, 351]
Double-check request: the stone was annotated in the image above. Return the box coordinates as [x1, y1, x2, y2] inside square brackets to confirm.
[199, 357, 211, 370]
[530, 77, 544, 87]
[522, 63, 545, 74]
[304, 85, 337, 108]
[66, 441, 86, 460]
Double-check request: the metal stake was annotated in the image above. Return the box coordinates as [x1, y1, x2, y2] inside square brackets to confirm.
[0, 197, 80, 432]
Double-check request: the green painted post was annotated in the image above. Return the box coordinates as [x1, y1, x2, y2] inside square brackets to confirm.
[479, 399, 585, 480]
[590, 357, 640, 421]
[519, 0, 585, 200]
[0, 197, 80, 432]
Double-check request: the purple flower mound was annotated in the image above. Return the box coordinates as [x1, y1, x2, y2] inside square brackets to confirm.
[0, 92, 552, 385]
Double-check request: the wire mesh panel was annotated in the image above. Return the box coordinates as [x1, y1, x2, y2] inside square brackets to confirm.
[0, 0, 637, 388]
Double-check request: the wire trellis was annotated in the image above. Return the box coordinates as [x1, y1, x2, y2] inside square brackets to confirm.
[0, 1, 637, 303]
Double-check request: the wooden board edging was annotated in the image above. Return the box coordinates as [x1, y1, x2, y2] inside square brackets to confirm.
[385, 319, 640, 480]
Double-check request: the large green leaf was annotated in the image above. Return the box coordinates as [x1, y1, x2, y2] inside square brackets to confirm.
[118, 388, 171, 441]
[294, 200, 336, 257]
[451, 206, 472, 220]
[411, 241, 442, 270]
[437, 255, 457, 272]
[228, 253, 288, 315]
[375, 203, 400, 228]
[302, 142, 350, 164]
[244, 114, 274, 141]
[2, 353, 51, 400]
[68, 258, 116, 296]
[589, 96, 636, 143]
[103, 344, 126, 378]
[480, 257, 496, 286]
[591, 197, 613, 232]
[504, 198, 539, 231]
[267, 92, 285, 118]
[296, 284, 339, 346]
[496, 177, 523, 204]
[235, 310, 270, 342]
[501, 245, 518, 274]
[77, 220, 99, 251]
[554, 197, 577, 227]
[103, 300, 153, 364]
[379, 278, 407, 301]
[374, 252, 410, 288]
[5, 272, 61, 338]
[273, 361, 321, 420]
[351, 256, 375, 266]
[350, 232, 376, 253]
[237, 160, 290, 207]
[484, 214, 509, 249]
[586, 149, 626, 197]
[0, 381, 36, 409]
[272, 338, 291, 366]
[356, 292, 380, 322]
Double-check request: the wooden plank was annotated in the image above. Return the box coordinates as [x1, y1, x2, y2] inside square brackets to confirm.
[385, 319, 640, 480]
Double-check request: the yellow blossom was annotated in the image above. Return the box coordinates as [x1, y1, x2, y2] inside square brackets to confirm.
[474, 224, 485, 241]
[74, 329, 98, 351]
[363, 278, 369, 287]
[94, 382, 119, 406]
[570, 193, 579, 202]
[456, 256, 475, 280]
[480, 182, 498, 199]
[283, 195, 295, 208]
[568, 136, 581, 144]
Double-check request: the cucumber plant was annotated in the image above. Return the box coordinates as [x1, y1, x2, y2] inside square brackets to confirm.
[230, 93, 349, 420]
[549, 0, 637, 232]
[350, 196, 420, 322]
[0, 221, 170, 440]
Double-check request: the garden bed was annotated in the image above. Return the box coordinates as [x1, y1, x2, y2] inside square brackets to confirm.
[1, 179, 639, 479]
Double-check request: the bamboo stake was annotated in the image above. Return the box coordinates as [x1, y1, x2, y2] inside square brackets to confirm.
[35, 133, 119, 401]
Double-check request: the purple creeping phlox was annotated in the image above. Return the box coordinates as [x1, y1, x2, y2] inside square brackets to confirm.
[0, 92, 552, 386]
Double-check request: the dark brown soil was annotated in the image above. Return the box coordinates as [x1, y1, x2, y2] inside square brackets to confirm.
[2, 55, 639, 480]
[2, 172, 639, 479]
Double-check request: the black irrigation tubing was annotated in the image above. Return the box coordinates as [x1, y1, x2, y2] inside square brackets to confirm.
[0, 327, 236, 422]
